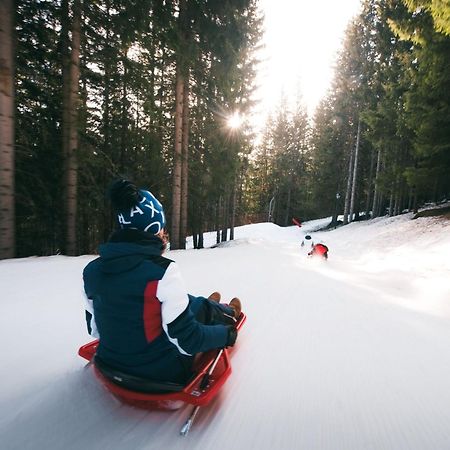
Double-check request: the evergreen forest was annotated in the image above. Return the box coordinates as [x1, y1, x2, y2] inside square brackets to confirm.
[1, 0, 449, 259]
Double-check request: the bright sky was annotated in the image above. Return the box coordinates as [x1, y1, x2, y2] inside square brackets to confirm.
[253, 0, 362, 126]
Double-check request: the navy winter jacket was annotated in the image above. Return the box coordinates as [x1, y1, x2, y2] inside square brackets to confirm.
[83, 230, 229, 383]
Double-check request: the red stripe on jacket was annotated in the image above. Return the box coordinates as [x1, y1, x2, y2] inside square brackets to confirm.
[143, 280, 162, 342]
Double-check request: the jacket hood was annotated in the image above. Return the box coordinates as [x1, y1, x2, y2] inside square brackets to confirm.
[97, 231, 164, 274]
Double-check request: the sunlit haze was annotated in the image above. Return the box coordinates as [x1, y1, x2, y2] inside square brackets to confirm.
[227, 112, 243, 129]
[253, 0, 362, 128]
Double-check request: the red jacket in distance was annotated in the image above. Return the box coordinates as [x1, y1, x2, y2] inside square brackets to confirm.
[308, 243, 329, 259]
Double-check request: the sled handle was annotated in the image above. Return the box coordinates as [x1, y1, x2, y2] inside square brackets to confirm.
[199, 348, 224, 390]
[181, 348, 226, 436]
[197, 314, 245, 390]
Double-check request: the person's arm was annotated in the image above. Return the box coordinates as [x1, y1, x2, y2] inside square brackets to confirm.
[157, 262, 231, 355]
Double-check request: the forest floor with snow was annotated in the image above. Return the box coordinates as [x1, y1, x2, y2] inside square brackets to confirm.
[1, 211, 450, 450]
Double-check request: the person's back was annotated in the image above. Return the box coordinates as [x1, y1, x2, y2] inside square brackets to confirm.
[83, 180, 239, 385]
[84, 234, 193, 383]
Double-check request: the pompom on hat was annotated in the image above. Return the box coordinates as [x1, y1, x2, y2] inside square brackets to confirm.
[109, 179, 166, 235]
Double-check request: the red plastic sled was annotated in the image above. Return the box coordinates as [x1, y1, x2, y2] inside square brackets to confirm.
[78, 313, 246, 433]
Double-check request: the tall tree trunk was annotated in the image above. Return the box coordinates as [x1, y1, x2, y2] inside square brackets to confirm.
[432, 178, 439, 203]
[221, 193, 228, 242]
[170, 66, 184, 250]
[120, 54, 127, 172]
[193, 232, 198, 249]
[0, 0, 15, 259]
[407, 186, 413, 212]
[230, 177, 237, 240]
[171, 0, 188, 250]
[365, 146, 375, 218]
[349, 119, 361, 223]
[61, 0, 70, 249]
[388, 188, 394, 216]
[101, 0, 112, 243]
[393, 177, 400, 216]
[372, 149, 382, 218]
[343, 141, 355, 225]
[61, 0, 70, 159]
[79, 68, 89, 253]
[148, 24, 155, 129]
[197, 207, 204, 249]
[64, 0, 81, 255]
[180, 76, 190, 249]
[216, 198, 221, 244]
[268, 194, 275, 222]
[157, 49, 164, 143]
[331, 187, 341, 226]
[378, 193, 385, 217]
[412, 188, 418, 214]
[284, 179, 292, 226]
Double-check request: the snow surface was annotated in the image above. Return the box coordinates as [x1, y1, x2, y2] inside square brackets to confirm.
[1, 213, 450, 449]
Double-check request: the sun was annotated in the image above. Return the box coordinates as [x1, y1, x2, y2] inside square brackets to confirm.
[227, 112, 243, 129]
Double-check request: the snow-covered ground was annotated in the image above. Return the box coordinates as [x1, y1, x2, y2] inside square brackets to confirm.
[1, 213, 450, 449]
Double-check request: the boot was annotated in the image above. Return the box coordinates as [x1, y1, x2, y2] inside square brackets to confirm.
[208, 292, 221, 302]
[229, 298, 242, 318]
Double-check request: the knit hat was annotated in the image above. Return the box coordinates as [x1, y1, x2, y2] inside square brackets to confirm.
[109, 179, 166, 235]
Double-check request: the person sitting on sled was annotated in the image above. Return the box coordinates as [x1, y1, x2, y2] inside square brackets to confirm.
[82, 178, 242, 385]
[308, 242, 329, 260]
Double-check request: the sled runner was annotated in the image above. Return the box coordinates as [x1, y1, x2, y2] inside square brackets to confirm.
[78, 312, 246, 435]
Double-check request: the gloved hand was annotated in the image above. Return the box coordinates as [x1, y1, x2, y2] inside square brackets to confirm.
[226, 326, 238, 347]
[206, 301, 236, 326]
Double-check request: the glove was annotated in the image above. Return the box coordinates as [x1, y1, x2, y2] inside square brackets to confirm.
[206, 301, 236, 326]
[226, 326, 238, 347]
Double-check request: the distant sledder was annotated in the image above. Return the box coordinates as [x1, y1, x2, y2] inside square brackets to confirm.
[300, 232, 328, 260]
[308, 242, 329, 260]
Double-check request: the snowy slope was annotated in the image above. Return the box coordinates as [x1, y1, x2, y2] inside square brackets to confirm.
[1, 213, 450, 450]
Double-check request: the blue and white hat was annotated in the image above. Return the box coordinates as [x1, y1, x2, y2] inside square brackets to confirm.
[117, 190, 166, 234]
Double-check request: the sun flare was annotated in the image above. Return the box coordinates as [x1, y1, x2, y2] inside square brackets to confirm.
[227, 112, 243, 129]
